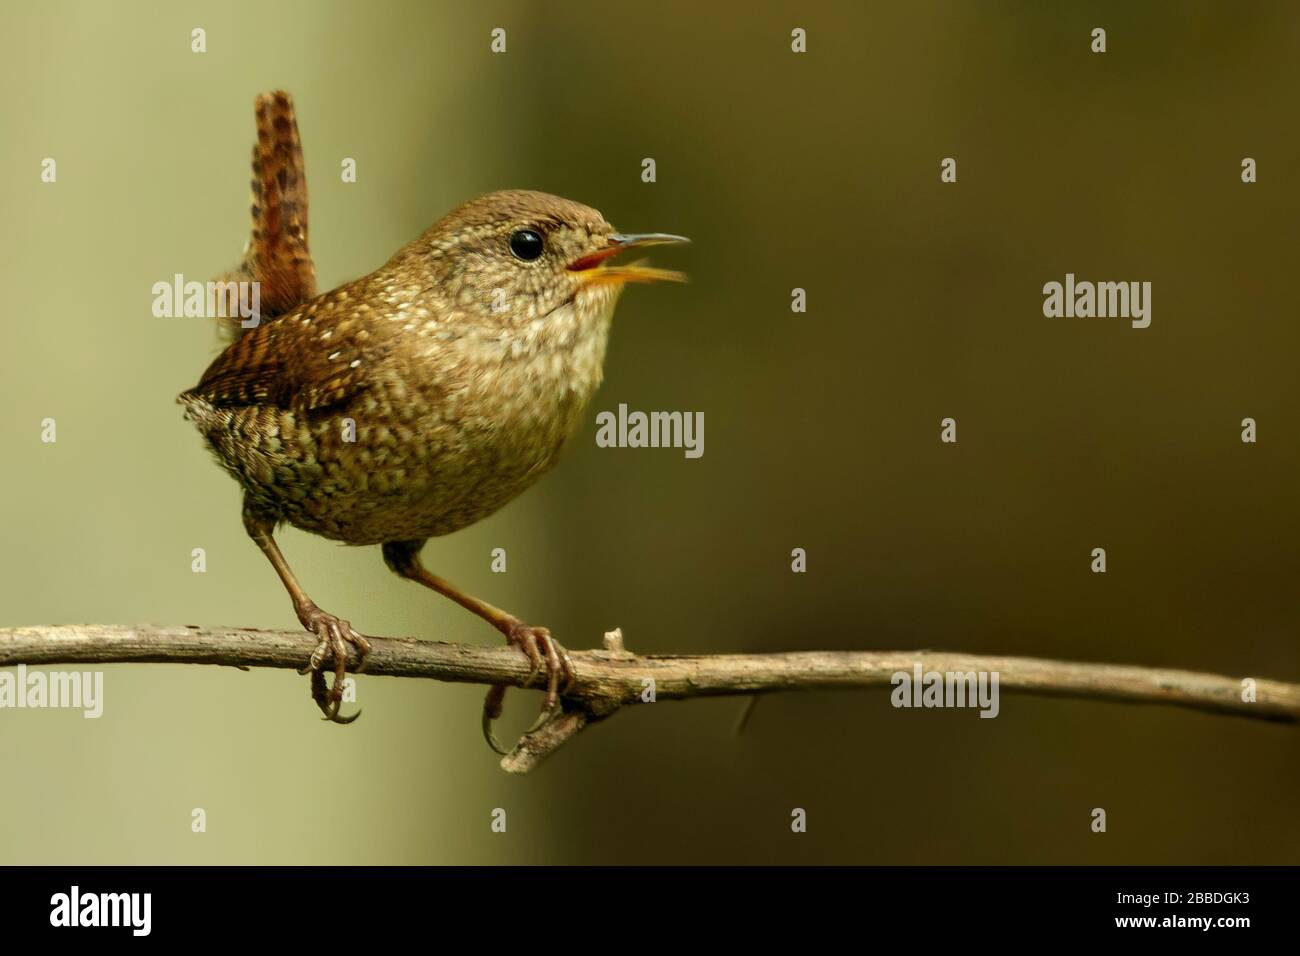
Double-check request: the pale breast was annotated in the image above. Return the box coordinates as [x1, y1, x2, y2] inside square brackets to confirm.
[272, 297, 614, 544]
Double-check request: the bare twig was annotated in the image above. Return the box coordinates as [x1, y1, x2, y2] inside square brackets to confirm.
[1, 624, 1295, 772]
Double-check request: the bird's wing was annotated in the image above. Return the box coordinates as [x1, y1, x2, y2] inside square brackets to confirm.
[186, 287, 387, 414]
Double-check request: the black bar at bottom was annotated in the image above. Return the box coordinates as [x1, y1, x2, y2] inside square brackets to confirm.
[1, 865, 1290, 940]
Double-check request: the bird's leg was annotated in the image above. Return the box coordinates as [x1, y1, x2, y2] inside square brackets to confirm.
[383, 540, 574, 752]
[244, 507, 370, 723]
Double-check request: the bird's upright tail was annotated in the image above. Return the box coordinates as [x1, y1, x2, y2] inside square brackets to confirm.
[214, 90, 318, 342]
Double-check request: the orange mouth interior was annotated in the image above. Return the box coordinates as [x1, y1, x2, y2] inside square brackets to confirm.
[568, 243, 687, 286]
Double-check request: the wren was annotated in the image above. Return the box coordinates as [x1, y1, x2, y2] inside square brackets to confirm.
[179, 92, 687, 747]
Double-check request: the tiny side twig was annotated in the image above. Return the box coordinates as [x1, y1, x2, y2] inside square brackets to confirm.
[1, 624, 1295, 773]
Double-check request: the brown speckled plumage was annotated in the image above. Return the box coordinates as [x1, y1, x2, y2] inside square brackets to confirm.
[182, 190, 625, 544]
[211, 91, 315, 338]
[178, 92, 686, 734]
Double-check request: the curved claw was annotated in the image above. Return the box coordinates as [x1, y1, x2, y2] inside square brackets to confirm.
[313, 685, 361, 724]
[478, 625, 579, 755]
[300, 609, 369, 725]
[482, 684, 510, 755]
[482, 709, 510, 755]
[309, 668, 359, 723]
[480, 696, 562, 753]
[526, 701, 562, 735]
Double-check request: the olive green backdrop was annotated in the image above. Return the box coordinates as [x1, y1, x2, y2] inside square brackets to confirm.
[1, 0, 1296, 864]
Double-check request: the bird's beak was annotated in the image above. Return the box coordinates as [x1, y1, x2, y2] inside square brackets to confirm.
[567, 232, 689, 286]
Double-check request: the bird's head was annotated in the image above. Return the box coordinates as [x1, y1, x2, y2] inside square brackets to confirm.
[403, 189, 688, 325]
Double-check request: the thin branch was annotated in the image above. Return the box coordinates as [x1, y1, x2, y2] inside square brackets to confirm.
[1, 624, 1295, 772]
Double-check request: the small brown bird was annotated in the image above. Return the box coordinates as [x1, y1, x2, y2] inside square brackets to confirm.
[179, 92, 687, 747]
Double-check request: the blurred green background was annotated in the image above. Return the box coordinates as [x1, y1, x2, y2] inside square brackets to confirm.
[1, 0, 1297, 864]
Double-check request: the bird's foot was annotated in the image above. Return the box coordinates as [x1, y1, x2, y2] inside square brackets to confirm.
[508, 622, 576, 711]
[481, 620, 576, 755]
[295, 603, 371, 724]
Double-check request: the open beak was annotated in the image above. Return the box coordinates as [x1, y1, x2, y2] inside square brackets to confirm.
[567, 232, 689, 286]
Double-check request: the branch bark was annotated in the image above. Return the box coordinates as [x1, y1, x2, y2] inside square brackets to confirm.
[2, 624, 1295, 772]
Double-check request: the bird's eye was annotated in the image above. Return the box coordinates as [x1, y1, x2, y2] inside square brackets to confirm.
[508, 229, 545, 261]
